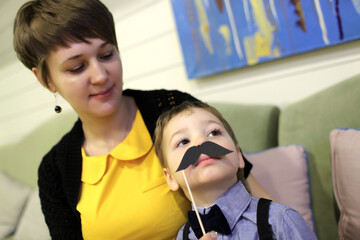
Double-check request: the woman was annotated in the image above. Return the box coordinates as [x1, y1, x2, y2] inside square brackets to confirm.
[13, 0, 272, 239]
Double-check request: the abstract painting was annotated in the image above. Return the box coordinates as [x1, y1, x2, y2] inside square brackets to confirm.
[171, 0, 360, 78]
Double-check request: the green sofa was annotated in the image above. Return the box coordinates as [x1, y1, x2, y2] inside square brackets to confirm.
[215, 74, 360, 240]
[1, 74, 360, 239]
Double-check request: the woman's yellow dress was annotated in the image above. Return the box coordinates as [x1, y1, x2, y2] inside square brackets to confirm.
[77, 110, 191, 239]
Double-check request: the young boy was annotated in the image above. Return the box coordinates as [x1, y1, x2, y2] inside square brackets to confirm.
[154, 101, 317, 240]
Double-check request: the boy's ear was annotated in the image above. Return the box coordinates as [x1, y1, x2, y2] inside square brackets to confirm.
[163, 168, 180, 192]
[236, 146, 245, 169]
[32, 67, 56, 92]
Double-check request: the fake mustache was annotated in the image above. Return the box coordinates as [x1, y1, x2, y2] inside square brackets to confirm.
[176, 141, 233, 172]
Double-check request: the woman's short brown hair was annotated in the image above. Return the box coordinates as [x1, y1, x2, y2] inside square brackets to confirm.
[13, 0, 118, 88]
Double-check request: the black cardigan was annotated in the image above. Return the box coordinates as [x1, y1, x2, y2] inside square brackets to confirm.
[38, 89, 252, 239]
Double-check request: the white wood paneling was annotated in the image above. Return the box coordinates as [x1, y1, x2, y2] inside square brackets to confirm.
[1, 0, 360, 147]
[115, 0, 174, 50]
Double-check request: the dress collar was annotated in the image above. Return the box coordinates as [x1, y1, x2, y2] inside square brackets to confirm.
[80, 110, 153, 184]
[109, 109, 152, 160]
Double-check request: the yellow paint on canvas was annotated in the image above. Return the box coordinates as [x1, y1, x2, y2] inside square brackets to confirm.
[243, 37, 257, 65]
[195, 0, 214, 54]
[218, 24, 232, 55]
[244, 0, 279, 65]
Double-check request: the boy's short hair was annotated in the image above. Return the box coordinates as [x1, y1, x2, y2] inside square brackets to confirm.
[154, 101, 246, 183]
[13, 0, 118, 88]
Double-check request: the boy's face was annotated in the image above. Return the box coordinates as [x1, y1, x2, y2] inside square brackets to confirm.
[162, 107, 245, 194]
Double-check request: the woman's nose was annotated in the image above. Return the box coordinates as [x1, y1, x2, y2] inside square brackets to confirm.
[90, 60, 108, 84]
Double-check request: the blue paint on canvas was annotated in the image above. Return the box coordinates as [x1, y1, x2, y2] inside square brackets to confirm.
[171, 0, 360, 79]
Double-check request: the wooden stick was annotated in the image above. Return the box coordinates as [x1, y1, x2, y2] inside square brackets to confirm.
[182, 171, 206, 236]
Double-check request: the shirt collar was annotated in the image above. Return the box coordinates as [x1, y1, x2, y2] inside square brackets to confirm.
[194, 181, 251, 231]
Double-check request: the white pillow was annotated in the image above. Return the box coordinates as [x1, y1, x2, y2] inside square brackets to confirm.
[245, 145, 314, 230]
[0, 171, 31, 239]
[13, 189, 51, 240]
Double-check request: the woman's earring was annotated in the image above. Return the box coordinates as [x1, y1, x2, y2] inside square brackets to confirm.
[54, 93, 62, 113]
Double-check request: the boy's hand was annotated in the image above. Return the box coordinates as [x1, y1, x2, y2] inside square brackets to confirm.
[199, 232, 217, 240]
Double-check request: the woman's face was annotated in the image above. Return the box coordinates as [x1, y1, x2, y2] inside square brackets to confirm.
[42, 38, 123, 118]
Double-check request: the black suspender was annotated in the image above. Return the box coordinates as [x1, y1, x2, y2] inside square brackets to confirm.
[183, 221, 191, 240]
[183, 198, 273, 239]
[257, 198, 273, 240]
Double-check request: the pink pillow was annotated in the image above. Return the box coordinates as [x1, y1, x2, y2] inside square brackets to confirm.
[330, 128, 360, 240]
[245, 145, 314, 230]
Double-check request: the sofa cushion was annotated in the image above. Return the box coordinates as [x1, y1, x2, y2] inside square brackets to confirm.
[13, 189, 51, 240]
[330, 128, 360, 240]
[0, 171, 31, 239]
[245, 145, 314, 230]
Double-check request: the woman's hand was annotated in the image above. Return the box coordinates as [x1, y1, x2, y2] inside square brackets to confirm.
[199, 232, 217, 240]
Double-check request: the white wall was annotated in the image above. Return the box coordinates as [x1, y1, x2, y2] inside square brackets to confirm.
[1, 0, 360, 146]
